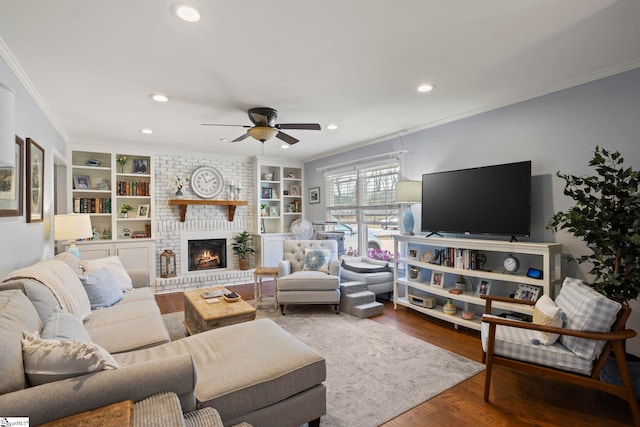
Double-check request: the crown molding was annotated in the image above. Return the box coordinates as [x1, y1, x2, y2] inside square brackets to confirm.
[0, 37, 68, 141]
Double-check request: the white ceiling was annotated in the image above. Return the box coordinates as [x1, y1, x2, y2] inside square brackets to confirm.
[1, 0, 639, 162]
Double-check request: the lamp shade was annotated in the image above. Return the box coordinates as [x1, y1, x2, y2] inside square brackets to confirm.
[396, 180, 422, 203]
[54, 214, 93, 241]
[247, 126, 279, 142]
[0, 82, 16, 168]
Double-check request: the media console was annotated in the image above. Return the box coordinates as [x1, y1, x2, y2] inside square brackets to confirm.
[393, 235, 562, 331]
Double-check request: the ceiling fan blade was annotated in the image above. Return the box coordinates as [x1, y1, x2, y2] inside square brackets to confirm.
[232, 133, 251, 142]
[276, 131, 299, 145]
[276, 123, 321, 130]
[201, 123, 251, 128]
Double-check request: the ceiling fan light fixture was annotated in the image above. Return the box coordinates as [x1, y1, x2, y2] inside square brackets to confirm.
[171, 3, 201, 22]
[247, 126, 278, 142]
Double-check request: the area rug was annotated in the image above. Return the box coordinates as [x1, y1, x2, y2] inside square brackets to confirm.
[162, 307, 484, 427]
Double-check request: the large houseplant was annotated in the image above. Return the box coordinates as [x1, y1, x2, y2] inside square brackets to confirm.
[232, 231, 256, 270]
[548, 146, 640, 303]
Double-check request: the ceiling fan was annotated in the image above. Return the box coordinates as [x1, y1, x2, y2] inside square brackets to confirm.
[202, 107, 321, 145]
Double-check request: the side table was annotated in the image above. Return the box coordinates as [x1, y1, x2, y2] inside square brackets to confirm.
[254, 267, 279, 308]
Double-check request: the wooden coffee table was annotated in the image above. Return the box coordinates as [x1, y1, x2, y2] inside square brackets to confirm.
[183, 286, 256, 335]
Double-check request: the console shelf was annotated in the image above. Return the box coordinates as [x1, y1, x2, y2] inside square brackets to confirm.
[393, 235, 562, 331]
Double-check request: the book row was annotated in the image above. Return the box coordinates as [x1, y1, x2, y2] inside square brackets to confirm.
[73, 198, 112, 214]
[116, 181, 150, 197]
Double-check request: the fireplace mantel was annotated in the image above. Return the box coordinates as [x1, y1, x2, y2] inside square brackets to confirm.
[168, 199, 248, 222]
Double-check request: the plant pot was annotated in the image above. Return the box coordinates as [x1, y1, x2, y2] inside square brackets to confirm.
[121, 212, 128, 218]
[239, 258, 250, 270]
[455, 282, 467, 292]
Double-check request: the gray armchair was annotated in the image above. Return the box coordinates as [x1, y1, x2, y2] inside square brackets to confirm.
[277, 240, 341, 315]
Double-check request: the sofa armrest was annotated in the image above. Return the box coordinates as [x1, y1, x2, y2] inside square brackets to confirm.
[278, 260, 292, 277]
[329, 259, 341, 276]
[127, 268, 150, 288]
[0, 354, 197, 425]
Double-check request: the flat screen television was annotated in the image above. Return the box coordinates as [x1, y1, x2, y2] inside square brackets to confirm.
[421, 161, 531, 237]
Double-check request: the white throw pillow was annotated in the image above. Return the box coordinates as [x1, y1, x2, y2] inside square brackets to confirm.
[82, 256, 133, 292]
[80, 268, 124, 309]
[22, 331, 118, 385]
[531, 294, 563, 345]
[303, 248, 331, 273]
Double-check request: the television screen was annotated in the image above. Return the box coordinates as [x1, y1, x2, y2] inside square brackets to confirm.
[421, 161, 531, 237]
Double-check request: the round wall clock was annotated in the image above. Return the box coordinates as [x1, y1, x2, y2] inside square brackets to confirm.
[502, 254, 520, 274]
[190, 166, 224, 199]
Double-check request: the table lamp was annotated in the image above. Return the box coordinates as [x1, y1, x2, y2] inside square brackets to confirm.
[54, 213, 93, 258]
[396, 180, 422, 235]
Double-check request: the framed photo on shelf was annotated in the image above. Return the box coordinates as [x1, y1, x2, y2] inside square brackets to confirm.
[408, 248, 418, 260]
[74, 175, 90, 189]
[477, 279, 492, 296]
[261, 187, 273, 199]
[137, 204, 150, 218]
[420, 249, 434, 263]
[133, 159, 148, 174]
[309, 187, 320, 204]
[290, 184, 301, 196]
[514, 284, 541, 302]
[0, 136, 24, 217]
[408, 266, 421, 282]
[26, 138, 44, 223]
[430, 271, 444, 288]
[269, 206, 279, 217]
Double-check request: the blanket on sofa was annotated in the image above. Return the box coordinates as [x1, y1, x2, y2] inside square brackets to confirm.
[3, 260, 91, 319]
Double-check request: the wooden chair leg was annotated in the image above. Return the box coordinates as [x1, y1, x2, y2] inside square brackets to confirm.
[484, 324, 497, 402]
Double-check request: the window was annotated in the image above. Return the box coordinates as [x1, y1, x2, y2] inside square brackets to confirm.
[325, 161, 400, 259]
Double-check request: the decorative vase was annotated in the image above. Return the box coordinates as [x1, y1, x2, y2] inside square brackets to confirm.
[175, 188, 183, 198]
[121, 212, 128, 218]
[443, 298, 457, 315]
[239, 258, 250, 270]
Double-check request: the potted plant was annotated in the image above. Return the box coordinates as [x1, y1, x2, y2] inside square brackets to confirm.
[119, 204, 134, 218]
[548, 146, 640, 390]
[232, 231, 256, 270]
[261, 203, 268, 217]
[455, 275, 467, 292]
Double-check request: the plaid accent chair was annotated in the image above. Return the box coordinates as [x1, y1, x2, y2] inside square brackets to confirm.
[481, 277, 639, 425]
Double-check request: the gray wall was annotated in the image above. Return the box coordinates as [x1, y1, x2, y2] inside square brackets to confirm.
[305, 67, 640, 352]
[0, 56, 67, 276]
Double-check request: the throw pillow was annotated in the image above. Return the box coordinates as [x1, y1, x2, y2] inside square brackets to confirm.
[340, 259, 391, 273]
[303, 248, 331, 273]
[82, 256, 133, 292]
[531, 295, 563, 345]
[41, 308, 93, 342]
[22, 331, 118, 386]
[79, 268, 124, 310]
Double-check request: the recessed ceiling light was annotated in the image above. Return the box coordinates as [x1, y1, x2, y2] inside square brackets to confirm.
[417, 84, 435, 93]
[220, 138, 229, 142]
[171, 3, 201, 22]
[150, 94, 170, 103]
[141, 128, 153, 134]
[280, 144, 290, 149]
[327, 124, 338, 130]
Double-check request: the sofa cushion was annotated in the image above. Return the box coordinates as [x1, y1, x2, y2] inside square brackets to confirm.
[80, 268, 124, 309]
[0, 278, 61, 322]
[554, 277, 621, 361]
[113, 319, 326, 423]
[54, 252, 85, 276]
[278, 272, 340, 291]
[22, 331, 118, 386]
[0, 290, 43, 394]
[82, 256, 133, 292]
[303, 248, 330, 273]
[41, 308, 92, 342]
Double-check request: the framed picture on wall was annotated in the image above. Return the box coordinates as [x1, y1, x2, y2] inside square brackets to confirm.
[309, 187, 320, 204]
[26, 138, 44, 223]
[0, 136, 24, 217]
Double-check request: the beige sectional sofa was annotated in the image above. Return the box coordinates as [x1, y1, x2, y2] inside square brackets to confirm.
[0, 254, 326, 427]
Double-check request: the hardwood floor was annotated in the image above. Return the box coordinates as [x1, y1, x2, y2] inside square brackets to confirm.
[155, 284, 633, 426]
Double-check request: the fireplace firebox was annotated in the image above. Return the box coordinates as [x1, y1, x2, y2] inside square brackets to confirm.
[188, 239, 227, 271]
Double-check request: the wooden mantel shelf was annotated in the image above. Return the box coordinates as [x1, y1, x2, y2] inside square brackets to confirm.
[168, 199, 248, 222]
